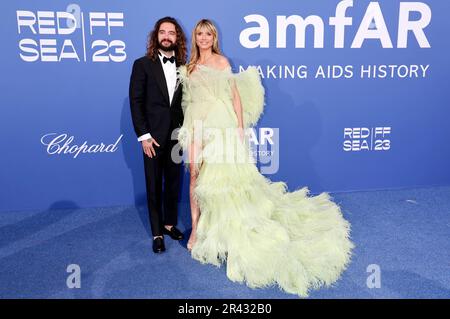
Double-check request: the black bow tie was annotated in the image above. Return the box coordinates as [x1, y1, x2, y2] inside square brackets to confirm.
[163, 56, 175, 64]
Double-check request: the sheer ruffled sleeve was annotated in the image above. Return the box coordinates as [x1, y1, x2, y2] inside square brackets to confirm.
[232, 66, 265, 127]
[176, 65, 192, 153]
[177, 65, 191, 115]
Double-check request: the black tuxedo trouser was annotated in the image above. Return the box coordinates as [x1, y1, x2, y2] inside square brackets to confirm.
[143, 132, 181, 237]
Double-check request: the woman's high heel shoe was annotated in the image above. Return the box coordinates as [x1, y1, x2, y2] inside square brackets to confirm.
[187, 234, 196, 251]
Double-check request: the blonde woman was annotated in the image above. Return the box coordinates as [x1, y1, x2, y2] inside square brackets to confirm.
[177, 19, 354, 298]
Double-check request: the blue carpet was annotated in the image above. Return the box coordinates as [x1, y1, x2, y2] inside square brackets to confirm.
[0, 186, 449, 299]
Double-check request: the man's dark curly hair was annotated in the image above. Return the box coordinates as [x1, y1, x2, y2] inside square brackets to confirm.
[146, 16, 187, 65]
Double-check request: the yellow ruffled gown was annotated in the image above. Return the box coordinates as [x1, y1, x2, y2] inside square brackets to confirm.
[177, 64, 354, 297]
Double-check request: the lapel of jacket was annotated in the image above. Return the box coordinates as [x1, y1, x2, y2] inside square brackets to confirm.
[149, 57, 170, 106]
[171, 61, 183, 107]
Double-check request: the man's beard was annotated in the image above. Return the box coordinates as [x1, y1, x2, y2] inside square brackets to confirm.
[158, 39, 177, 52]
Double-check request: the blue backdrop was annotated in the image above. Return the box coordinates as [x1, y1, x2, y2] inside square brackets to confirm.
[1, 0, 449, 212]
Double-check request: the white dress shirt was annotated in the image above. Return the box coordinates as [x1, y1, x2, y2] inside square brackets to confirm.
[137, 50, 177, 142]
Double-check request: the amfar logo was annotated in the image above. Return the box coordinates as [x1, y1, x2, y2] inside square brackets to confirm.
[173, 126, 279, 174]
[343, 127, 391, 152]
[40, 133, 123, 158]
[248, 127, 279, 174]
[240, 0, 431, 48]
[17, 4, 126, 62]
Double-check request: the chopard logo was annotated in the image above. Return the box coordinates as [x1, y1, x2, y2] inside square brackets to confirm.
[40, 133, 122, 158]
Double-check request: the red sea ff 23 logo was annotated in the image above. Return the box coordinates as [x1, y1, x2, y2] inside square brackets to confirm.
[16, 4, 126, 63]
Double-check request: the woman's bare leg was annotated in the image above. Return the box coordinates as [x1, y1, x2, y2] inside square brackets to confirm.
[188, 142, 201, 251]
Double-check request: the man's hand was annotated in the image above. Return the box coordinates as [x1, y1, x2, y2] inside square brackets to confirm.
[142, 138, 160, 158]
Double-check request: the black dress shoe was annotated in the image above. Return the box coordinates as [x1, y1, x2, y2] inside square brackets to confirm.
[163, 226, 184, 240]
[152, 237, 166, 253]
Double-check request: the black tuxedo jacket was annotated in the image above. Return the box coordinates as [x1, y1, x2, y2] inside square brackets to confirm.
[129, 55, 184, 148]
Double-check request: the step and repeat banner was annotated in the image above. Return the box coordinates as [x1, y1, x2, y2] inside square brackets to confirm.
[1, 0, 449, 212]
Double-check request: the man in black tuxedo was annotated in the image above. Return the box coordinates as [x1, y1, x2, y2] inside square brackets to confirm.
[129, 17, 186, 253]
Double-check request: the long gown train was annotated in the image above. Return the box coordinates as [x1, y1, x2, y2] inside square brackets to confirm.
[177, 64, 354, 297]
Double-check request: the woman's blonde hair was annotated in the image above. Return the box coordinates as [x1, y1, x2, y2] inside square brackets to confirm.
[187, 19, 221, 74]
